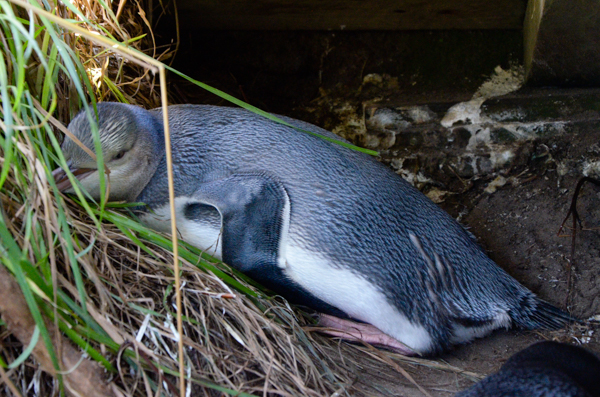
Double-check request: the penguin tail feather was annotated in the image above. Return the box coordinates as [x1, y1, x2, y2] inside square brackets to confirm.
[513, 298, 578, 330]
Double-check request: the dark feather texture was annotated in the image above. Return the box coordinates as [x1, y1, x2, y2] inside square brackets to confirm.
[456, 341, 600, 397]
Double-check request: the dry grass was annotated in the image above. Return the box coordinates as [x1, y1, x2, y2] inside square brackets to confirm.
[39, 199, 363, 396]
[62, 0, 172, 108]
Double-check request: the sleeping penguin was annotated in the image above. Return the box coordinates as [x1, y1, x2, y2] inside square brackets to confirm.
[52, 102, 575, 355]
[455, 341, 600, 397]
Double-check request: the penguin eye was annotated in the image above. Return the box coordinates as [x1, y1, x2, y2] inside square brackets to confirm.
[113, 150, 126, 160]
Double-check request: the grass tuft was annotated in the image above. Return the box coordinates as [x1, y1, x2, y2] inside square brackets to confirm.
[0, 0, 364, 395]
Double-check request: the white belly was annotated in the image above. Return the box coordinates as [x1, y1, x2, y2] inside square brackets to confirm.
[284, 245, 433, 353]
[140, 197, 223, 258]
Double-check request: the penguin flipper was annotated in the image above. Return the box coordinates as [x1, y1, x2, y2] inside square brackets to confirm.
[191, 172, 289, 273]
[190, 172, 347, 317]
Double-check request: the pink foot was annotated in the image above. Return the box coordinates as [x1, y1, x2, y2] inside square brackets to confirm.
[317, 314, 417, 356]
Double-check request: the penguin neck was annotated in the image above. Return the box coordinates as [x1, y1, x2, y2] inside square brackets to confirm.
[128, 110, 166, 203]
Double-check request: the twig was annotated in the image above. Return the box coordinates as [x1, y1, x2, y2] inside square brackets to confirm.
[557, 176, 600, 309]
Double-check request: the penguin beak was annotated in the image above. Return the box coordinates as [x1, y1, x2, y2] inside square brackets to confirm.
[52, 165, 96, 192]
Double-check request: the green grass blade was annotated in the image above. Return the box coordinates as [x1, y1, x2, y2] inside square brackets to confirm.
[7, 325, 39, 369]
[164, 64, 379, 156]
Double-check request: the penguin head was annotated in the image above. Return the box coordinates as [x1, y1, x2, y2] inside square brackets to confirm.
[53, 103, 164, 202]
